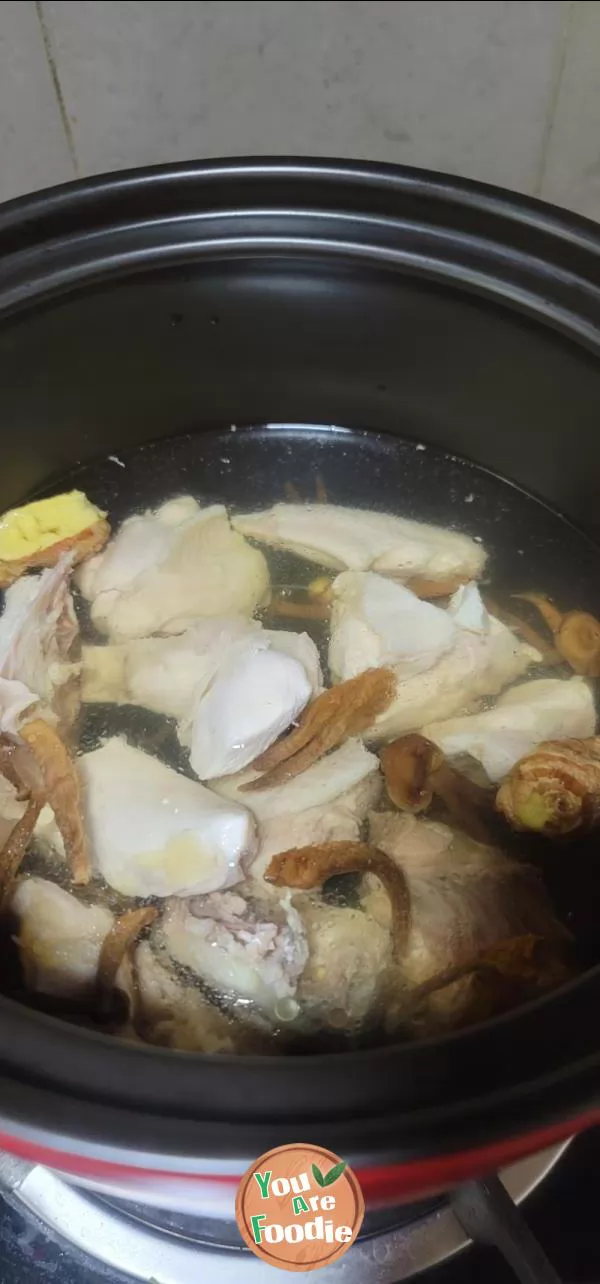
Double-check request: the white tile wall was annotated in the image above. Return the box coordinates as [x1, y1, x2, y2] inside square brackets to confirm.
[1, 0, 599, 223]
[0, 0, 75, 203]
[540, 1, 600, 220]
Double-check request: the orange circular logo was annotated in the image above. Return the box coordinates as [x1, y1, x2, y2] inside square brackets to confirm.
[236, 1143, 365, 1271]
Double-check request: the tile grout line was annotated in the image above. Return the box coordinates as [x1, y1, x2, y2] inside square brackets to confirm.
[34, 0, 80, 176]
[533, 0, 577, 198]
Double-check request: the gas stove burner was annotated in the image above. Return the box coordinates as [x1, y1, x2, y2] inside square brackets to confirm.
[0, 1143, 568, 1283]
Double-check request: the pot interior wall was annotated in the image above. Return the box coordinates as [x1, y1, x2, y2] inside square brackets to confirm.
[1, 260, 600, 536]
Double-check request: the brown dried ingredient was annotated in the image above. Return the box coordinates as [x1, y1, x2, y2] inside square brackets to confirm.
[266, 595, 331, 622]
[0, 797, 42, 908]
[381, 733, 494, 844]
[245, 667, 397, 788]
[496, 736, 600, 838]
[404, 573, 469, 599]
[19, 719, 90, 883]
[513, 592, 600, 676]
[96, 906, 158, 1011]
[380, 734, 443, 812]
[483, 596, 562, 666]
[265, 840, 410, 958]
[0, 518, 110, 590]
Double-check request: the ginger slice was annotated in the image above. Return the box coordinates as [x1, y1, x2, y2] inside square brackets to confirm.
[496, 736, 600, 838]
[0, 504, 109, 588]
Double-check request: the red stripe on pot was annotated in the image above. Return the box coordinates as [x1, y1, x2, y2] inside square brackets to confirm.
[0, 1110, 598, 1203]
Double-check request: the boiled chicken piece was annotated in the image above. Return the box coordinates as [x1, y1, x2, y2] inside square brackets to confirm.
[134, 941, 246, 1053]
[82, 620, 320, 779]
[250, 768, 383, 888]
[78, 496, 270, 640]
[189, 639, 312, 779]
[79, 738, 257, 898]
[295, 897, 390, 1031]
[330, 571, 458, 682]
[423, 677, 596, 784]
[232, 502, 486, 584]
[360, 586, 537, 742]
[11, 877, 113, 998]
[365, 811, 558, 994]
[0, 555, 79, 734]
[81, 617, 261, 714]
[158, 889, 308, 1023]
[211, 738, 381, 823]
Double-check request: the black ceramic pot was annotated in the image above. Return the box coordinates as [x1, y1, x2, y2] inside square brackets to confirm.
[0, 158, 599, 1214]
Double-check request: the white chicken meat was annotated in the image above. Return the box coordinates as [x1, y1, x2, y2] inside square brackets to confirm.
[159, 889, 308, 1023]
[78, 738, 257, 897]
[134, 940, 244, 1053]
[294, 897, 391, 1032]
[0, 555, 79, 733]
[248, 764, 383, 888]
[210, 737, 381, 823]
[366, 811, 558, 993]
[330, 571, 458, 681]
[232, 502, 486, 584]
[82, 619, 320, 780]
[334, 582, 538, 741]
[188, 639, 312, 779]
[11, 877, 113, 998]
[77, 496, 270, 640]
[423, 676, 596, 783]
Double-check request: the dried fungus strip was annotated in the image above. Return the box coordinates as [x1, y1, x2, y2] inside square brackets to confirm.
[483, 595, 561, 665]
[513, 592, 600, 676]
[245, 667, 397, 788]
[266, 595, 332, 622]
[265, 840, 410, 958]
[0, 797, 42, 908]
[96, 906, 158, 1012]
[381, 733, 494, 844]
[19, 718, 90, 884]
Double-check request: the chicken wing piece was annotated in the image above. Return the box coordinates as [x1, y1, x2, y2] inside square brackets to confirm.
[423, 676, 595, 784]
[78, 738, 257, 898]
[11, 877, 113, 998]
[232, 502, 485, 585]
[78, 496, 270, 640]
[158, 888, 308, 1024]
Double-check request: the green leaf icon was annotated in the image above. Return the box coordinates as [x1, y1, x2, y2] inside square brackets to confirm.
[323, 1161, 347, 1186]
[312, 1163, 325, 1188]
